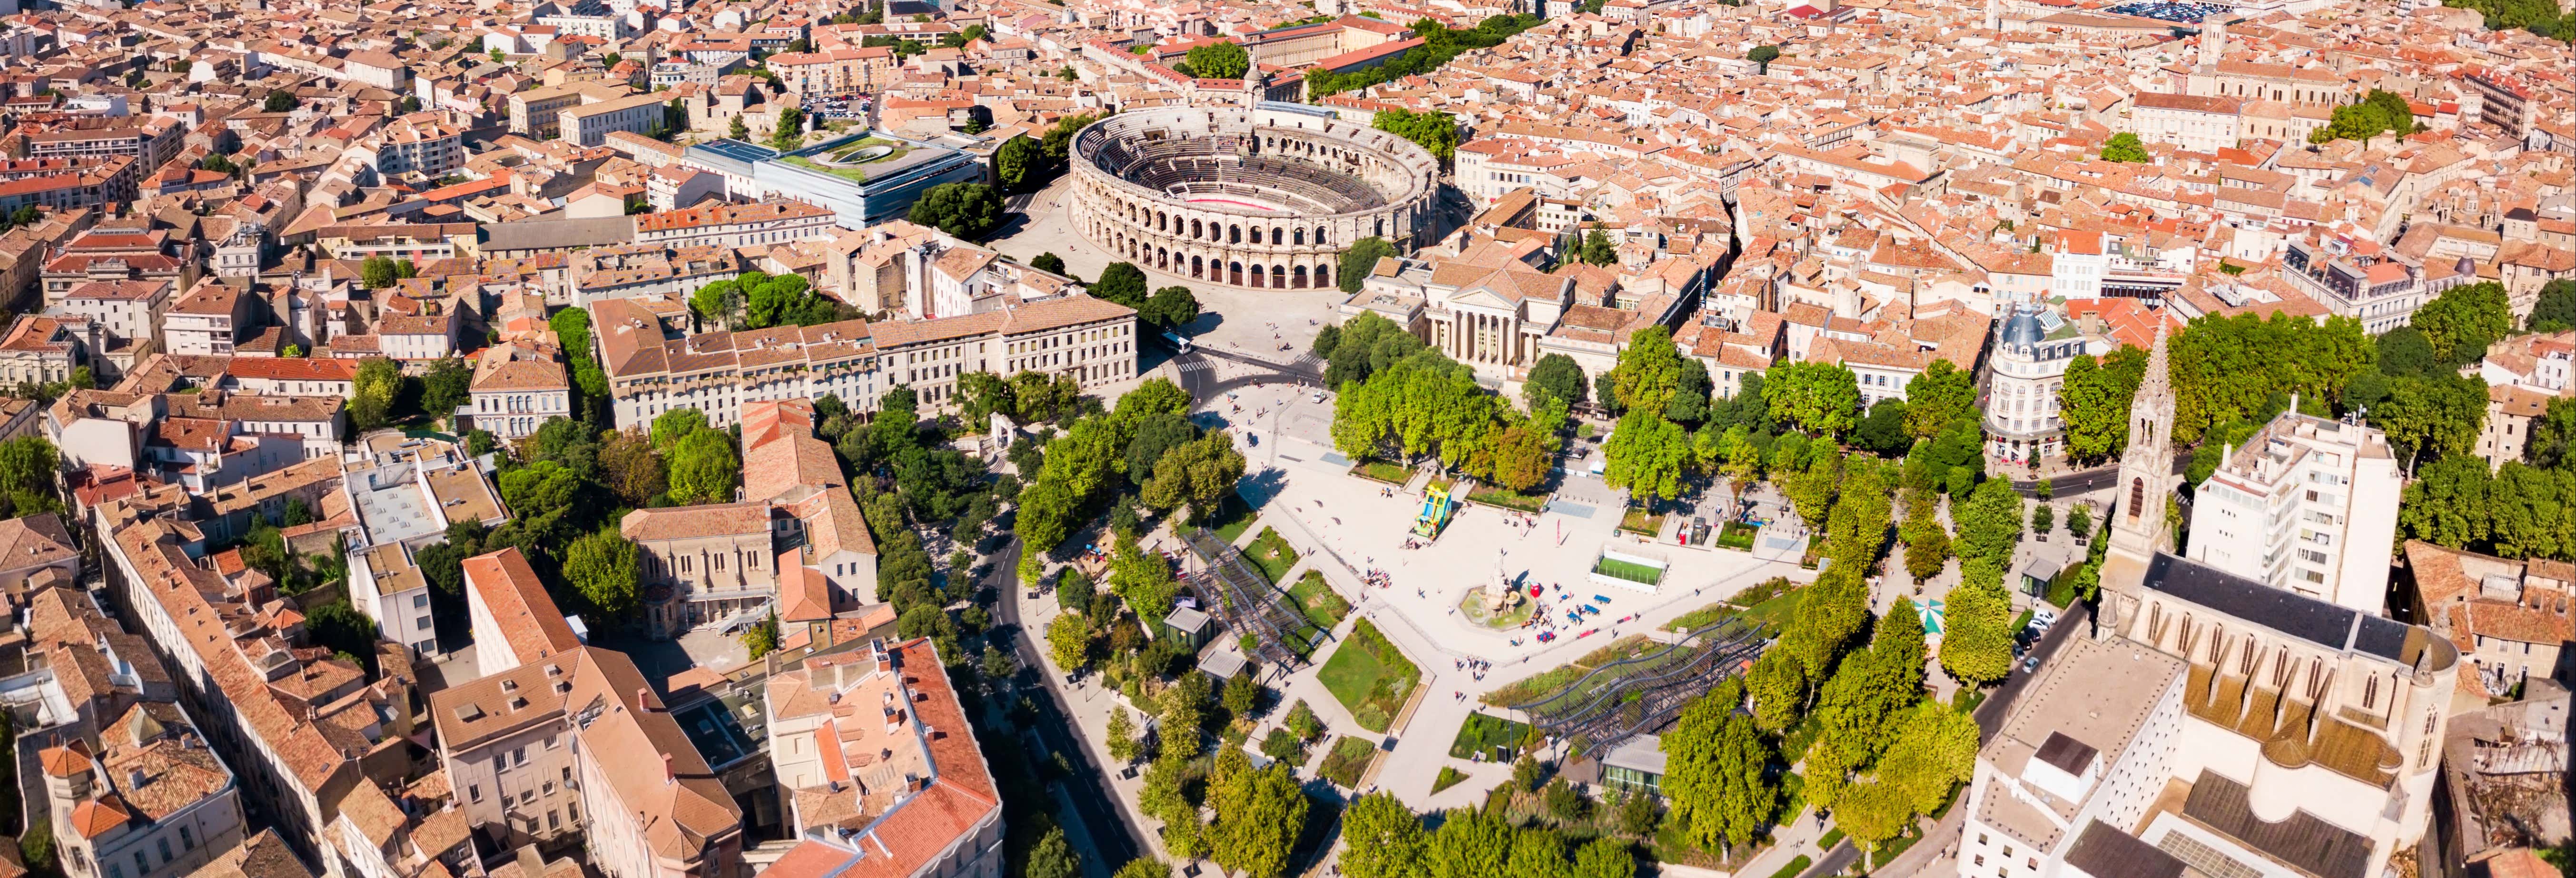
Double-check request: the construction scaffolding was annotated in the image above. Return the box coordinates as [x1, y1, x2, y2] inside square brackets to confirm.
[1509, 621, 1770, 754]
[1180, 529, 1317, 669]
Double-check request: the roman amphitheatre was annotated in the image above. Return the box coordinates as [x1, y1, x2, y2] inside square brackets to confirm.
[1069, 105, 1441, 290]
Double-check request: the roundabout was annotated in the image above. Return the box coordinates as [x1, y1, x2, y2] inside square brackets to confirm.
[1069, 106, 1441, 290]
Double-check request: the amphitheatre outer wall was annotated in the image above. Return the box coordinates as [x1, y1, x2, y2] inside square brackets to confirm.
[1069, 105, 1442, 290]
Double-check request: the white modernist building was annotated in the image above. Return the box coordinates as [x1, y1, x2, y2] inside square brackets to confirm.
[2185, 409, 2404, 616]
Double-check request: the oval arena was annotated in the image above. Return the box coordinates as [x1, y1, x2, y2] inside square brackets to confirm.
[1070, 106, 1441, 290]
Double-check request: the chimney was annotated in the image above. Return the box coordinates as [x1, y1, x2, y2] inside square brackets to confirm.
[637, 687, 659, 711]
[661, 753, 674, 784]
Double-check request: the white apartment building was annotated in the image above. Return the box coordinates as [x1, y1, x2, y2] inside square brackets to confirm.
[465, 549, 585, 679]
[346, 541, 438, 656]
[1984, 307, 2089, 464]
[467, 355, 572, 441]
[1960, 637, 2186, 878]
[52, 278, 168, 355]
[2129, 92, 2244, 153]
[371, 115, 465, 180]
[591, 292, 1138, 430]
[559, 94, 670, 147]
[2186, 410, 2403, 616]
[162, 282, 254, 357]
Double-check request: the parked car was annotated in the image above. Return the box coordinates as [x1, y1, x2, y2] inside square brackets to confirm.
[2021, 654, 2042, 673]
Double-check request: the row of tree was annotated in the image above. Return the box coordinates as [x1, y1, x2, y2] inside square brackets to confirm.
[1323, 313, 1564, 493]
[1303, 16, 1544, 97]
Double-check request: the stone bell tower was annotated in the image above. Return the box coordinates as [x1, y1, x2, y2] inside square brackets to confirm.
[2099, 321, 2176, 638]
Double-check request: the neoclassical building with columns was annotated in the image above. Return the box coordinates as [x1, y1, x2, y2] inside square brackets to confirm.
[1069, 105, 1440, 290]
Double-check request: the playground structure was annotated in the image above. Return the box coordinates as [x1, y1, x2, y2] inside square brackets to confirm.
[1181, 528, 1319, 668]
[1413, 482, 1461, 539]
[1509, 621, 1770, 756]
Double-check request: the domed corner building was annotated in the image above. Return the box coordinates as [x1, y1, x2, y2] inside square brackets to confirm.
[1068, 104, 1441, 290]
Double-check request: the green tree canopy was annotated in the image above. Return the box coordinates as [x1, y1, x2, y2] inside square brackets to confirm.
[1183, 41, 1251, 79]
[1372, 108, 1460, 165]
[906, 181, 1005, 238]
[1339, 237, 1399, 294]
[1525, 353, 1587, 409]
[1093, 261, 1149, 309]
[2100, 132, 2149, 162]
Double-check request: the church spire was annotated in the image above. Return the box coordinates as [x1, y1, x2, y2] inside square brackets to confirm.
[2109, 320, 2176, 562]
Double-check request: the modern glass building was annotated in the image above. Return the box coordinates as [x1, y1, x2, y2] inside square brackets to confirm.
[682, 131, 985, 229]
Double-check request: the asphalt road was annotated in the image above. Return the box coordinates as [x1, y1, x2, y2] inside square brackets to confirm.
[1173, 348, 1321, 402]
[985, 535, 1149, 872]
[1798, 840, 1862, 878]
[2005, 451, 2190, 496]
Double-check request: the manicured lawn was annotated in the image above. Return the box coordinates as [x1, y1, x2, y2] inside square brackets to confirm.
[1468, 484, 1549, 512]
[1431, 765, 1470, 795]
[1716, 521, 1759, 550]
[1245, 527, 1300, 583]
[1316, 619, 1420, 732]
[1619, 506, 1665, 535]
[1766, 856, 1813, 878]
[1354, 459, 1412, 484]
[1591, 556, 1664, 585]
[1287, 570, 1351, 629]
[1666, 581, 1808, 635]
[1446, 711, 1531, 761]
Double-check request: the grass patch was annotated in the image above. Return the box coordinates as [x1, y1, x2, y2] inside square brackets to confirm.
[2011, 608, 2034, 634]
[1353, 459, 1412, 484]
[1619, 506, 1665, 535]
[1661, 578, 1804, 635]
[1446, 711, 1531, 761]
[1467, 484, 1549, 512]
[1953, 686, 1989, 714]
[1591, 555, 1665, 585]
[1245, 527, 1300, 583]
[1767, 855, 1813, 878]
[1317, 736, 1378, 788]
[780, 154, 869, 183]
[1316, 619, 1420, 732]
[1818, 828, 1845, 849]
[1287, 570, 1350, 629]
[1716, 520, 1759, 550]
[1872, 828, 1924, 868]
[1207, 496, 1256, 544]
[1431, 765, 1469, 794]
[1483, 634, 1659, 705]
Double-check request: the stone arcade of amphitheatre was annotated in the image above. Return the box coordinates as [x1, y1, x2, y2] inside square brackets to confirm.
[1069, 105, 1442, 290]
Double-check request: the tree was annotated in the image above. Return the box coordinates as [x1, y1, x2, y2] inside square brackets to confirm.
[1184, 41, 1251, 79]
[1571, 839, 1635, 878]
[2528, 397, 2576, 468]
[1031, 252, 1067, 275]
[907, 181, 1006, 239]
[1490, 425, 1551, 492]
[2374, 373, 2488, 463]
[1662, 679, 1774, 856]
[361, 255, 399, 289]
[1208, 750, 1308, 878]
[1762, 361, 1862, 435]
[1940, 560, 2014, 684]
[1341, 792, 1426, 878]
[421, 357, 471, 422]
[1526, 353, 1586, 409]
[667, 428, 740, 503]
[351, 358, 404, 430]
[1114, 859, 1171, 878]
[1900, 493, 1950, 582]
[0, 435, 64, 519]
[2100, 132, 2150, 163]
[1110, 535, 1180, 621]
[1954, 477, 2025, 564]
[1746, 44, 1780, 70]
[1093, 261, 1149, 309]
[1603, 411, 1690, 504]
[2032, 502, 2055, 536]
[20, 819, 54, 873]
[2528, 279, 2576, 332]
[264, 89, 299, 112]
[2377, 326, 2437, 377]
[1027, 827, 1080, 878]
[1609, 326, 1684, 414]
[1107, 707, 1140, 763]
[742, 612, 780, 658]
[1046, 612, 1092, 672]
[1339, 237, 1399, 294]
[1744, 648, 1806, 731]
[728, 114, 750, 139]
[1421, 808, 1511, 878]
[1142, 433, 1246, 523]
[1372, 108, 1459, 165]
[562, 528, 642, 620]
[1141, 285, 1201, 331]
[1853, 398, 1910, 456]
[2059, 349, 2147, 462]
[1578, 225, 1619, 266]
[2412, 281, 2513, 367]
[1222, 668, 1259, 717]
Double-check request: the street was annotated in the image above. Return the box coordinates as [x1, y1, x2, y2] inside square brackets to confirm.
[984, 535, 1149, 874]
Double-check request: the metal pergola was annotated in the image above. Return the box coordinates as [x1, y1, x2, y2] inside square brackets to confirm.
[1180, 529, 1315, 669]
[1510, 621, 1770, 754]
